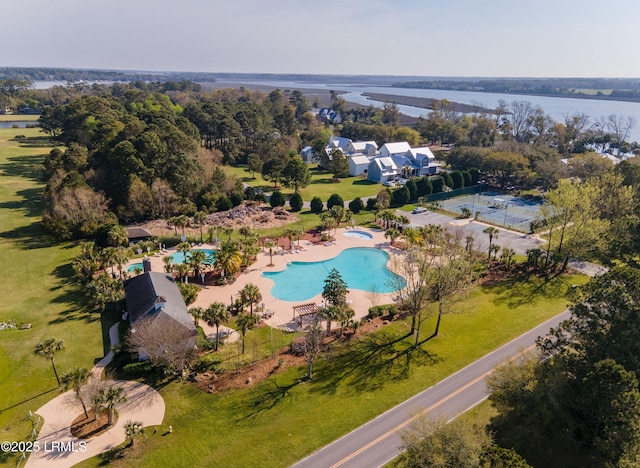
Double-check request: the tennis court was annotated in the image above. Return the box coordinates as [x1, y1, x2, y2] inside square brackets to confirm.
[438, 191, 543, 232]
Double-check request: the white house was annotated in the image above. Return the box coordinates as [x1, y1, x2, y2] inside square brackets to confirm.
[367, 157, 399, 183]
[348, 140, 378, 156]
[349, 155, 371, 176]
[379, 142, 412, 158]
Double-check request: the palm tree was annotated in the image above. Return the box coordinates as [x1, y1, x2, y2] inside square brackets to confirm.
[500, 247, 516, 270]
[96, 385, 126, 426]
[177, 242, 192, 261]
[214, 241, 242, 281]
[385, 228, 401, 245]
[112, 247, 129, 279]
[421, 224, 444, 250]
[34, 338, 65, 385]
[401, 227, 423, 247]
[162, 255, 174, 273]
[491, 244, 501, 261]
[124, 420, 144, 447]
[236, 314, 258, 354]
[189, 307, 204, 328]
[101, 247, 118, 277]
[396, 214, 410, 228]
[188, 249, 207, 282]
[193, 211, 207, 243]
[240, 283, 262, 315]
[107, 224, 129, 248]
[222, 227, 234, 242]
[483, 226, 499, 259]
[175, 215, 190, 235]
[174, 262, 190, 283]
[61, 367, 90, 418]
[319, 305, 340, 336]
[203, 302, 229, 351]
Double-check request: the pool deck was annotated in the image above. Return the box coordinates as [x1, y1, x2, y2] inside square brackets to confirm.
[126, 227, 402, 335]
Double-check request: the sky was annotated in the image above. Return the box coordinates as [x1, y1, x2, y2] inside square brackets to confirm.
[3, 0, 640, 78]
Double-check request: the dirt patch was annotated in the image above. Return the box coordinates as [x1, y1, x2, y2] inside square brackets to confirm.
[132, 203, 297, 238]
[70, 410, 114, 439]
[194, 350, 306, 393]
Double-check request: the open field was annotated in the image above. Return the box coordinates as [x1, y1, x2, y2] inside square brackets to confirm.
[224, 164, 381, 201]
[0, 129, 104, 467]
[77, 272, 586, 468]
[0, 115, 40, 122]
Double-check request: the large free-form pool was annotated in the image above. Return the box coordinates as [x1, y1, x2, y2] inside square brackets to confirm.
[262, 247, 405, 302]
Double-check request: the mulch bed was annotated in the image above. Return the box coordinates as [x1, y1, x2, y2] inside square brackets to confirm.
[70, 410, 115, 439]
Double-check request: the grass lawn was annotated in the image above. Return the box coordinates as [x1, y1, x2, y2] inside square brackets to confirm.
[77, 272, 586, 468]
[0, 114, 40, 122]
[0, 129, 104, 467]
[224, 164, 381, 201]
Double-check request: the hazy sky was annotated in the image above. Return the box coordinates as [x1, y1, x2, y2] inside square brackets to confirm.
[3, 0, 640, 78]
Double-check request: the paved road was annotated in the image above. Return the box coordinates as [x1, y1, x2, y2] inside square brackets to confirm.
[403, 210, 542, 256]
[292, 311, 571, 468]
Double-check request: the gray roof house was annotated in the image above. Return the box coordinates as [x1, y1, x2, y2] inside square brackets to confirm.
[124, 272, 197, 353]
[349, 155, 371, 177]
[367, 157, 399, 183]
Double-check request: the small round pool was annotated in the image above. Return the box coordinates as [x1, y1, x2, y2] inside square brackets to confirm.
[127, 263, 144, 272]
[343, 230, 373, 240]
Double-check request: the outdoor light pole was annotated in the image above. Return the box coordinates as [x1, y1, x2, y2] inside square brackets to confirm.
[503, 197, 510, 226]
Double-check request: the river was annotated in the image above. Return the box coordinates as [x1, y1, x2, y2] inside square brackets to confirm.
[32, 78, 640, 142]
[213, 79, 640, 143]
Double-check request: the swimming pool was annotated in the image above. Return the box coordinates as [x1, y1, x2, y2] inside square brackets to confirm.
[169, 249, 216, 264]
[343, 230, 373, 240]
[262, 247, 405, 302]
[127, 262, 144, 272]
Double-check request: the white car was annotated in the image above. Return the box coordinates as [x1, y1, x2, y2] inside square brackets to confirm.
[412, 207, 427, 214]
[383, 181, 396, 187]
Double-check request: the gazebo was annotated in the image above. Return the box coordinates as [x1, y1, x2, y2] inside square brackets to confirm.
[292, 303, 320, 327]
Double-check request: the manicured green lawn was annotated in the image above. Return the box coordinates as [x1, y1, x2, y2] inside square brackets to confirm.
[224, 164, 381, 201]
[77, 272, 586, 468]
[0, 129, 104, 466]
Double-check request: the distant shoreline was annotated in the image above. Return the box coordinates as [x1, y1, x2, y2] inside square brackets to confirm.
[362, 92, 495, 114]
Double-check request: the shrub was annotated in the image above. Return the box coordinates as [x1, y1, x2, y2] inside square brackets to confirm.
[289, 192, 303, 212]
[327, 193, 344, 209]
[216, 195, 232, 212]
[348, 197, 364, 214]
[310, 196, 324, 213]
[462, 170, 472, 187]
[431, 176, 445, 193]
[391, 186, 410, 207]
[450, 171, 464, 189]
[244, 186, 256, 200]
[254, 192, 267, 203]
[442, 172, 454, 188]
[417, 177, 433, 197]
[269, 190, 286, 207]
[366, 197, 377, 210]
[405, 179, 418, 201]
[229, 192, 243, 207]
[122, 361, 154, 377]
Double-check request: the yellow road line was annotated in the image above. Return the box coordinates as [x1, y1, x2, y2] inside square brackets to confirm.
[330, 345, 535, 468]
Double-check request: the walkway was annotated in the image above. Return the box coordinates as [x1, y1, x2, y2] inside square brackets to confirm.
[25, 324, 166, 468]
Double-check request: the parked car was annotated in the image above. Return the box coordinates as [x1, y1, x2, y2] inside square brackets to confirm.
[383, 180, 396, 187]
[412, 207, 427, 214]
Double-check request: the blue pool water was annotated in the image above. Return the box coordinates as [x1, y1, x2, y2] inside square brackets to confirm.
[127, 263, 144, 272]
[343, 230, 373, 240]
[169, 249, 216, 264]
[263, 247, 405, 302]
